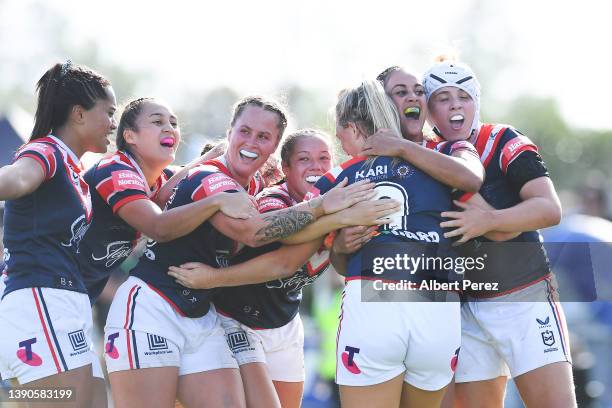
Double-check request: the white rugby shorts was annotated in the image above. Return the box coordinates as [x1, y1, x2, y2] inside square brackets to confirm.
[455, 277, 571, 383]
[0, 287, 97, 383]
[219, 312, 305, 382]
[335, 279, 461, 390]
[104, 276, 237, 375]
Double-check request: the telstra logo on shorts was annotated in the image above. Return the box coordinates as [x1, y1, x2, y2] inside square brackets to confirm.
[342, 346, 361, 374]
[105, 332, 120, 359]
[17, 338, 43, 366]
[450, 347, 460, 372]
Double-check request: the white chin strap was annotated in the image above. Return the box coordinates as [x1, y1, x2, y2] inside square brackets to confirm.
[423, 61, 481, 137]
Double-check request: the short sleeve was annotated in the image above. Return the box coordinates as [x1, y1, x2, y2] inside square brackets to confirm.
[92, 165, 149, 214]
[499, 134, 539, 174]
[191, 171, 241, 202]
[257, 194, 290, 213]
[15, 142, 58, 181]
[505, 151, 550, 191]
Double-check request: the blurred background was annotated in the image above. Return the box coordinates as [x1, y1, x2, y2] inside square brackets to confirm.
[1, 0, 611, 406]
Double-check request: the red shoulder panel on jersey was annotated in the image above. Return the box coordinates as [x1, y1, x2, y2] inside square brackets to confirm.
[257, 196, 289, 213]
[192, 172, 241, 201]
[15, 142, 57, 180]
[499, 135, 538, 174]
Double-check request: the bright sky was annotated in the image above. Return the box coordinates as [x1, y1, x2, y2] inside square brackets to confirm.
[2, 0, 611, 130]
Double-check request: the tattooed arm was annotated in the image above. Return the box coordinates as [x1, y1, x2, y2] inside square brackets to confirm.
[209, 178, 377, 247]
[209, 199, 321, 247]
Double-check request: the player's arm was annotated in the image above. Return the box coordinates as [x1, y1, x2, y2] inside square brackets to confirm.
[0, 157, 46, 200]
[279, 199, 397, 245]
[361, 130, 484, 192]
[117, 191, 257, 243]
[461, 193, 520, 241]
[441, 150, 561, 244]
[154, 145, 225, 207]
[210, 179, 377, 247]
[168, 238, 324, 289]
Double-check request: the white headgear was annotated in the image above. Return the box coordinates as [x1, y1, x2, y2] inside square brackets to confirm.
[423, 61, 481, 137]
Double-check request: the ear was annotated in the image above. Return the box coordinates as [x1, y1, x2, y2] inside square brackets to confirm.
[281, 161, 290, 175]
[226, 128, 232, 142]
[123, 128, 137, 145]
[71, 105, 86, 125]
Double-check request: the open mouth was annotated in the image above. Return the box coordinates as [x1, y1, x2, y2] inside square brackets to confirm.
[449, 114, 464, 131]
[403, 106, 421, 120]
[239, 149, 258, 160]
[305, 175, 321, 185]
[160, 137, 175, 148]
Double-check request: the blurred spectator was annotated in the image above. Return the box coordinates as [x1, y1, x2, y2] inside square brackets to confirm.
[576, 186, 611, 221]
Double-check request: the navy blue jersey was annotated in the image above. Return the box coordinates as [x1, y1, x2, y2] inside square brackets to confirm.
[3, 136, 92, 297]
[77, 151, 173, 303]
[130, 159, 260, 318]
[458, 124, 552, 296]
[214, 182, 331, 329]
[308, 156, 453, 282]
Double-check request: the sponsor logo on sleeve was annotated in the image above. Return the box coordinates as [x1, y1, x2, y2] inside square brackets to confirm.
[257, 197, 286, 212]
[201, 173, 240, 196]
[111, 170, 147, 192]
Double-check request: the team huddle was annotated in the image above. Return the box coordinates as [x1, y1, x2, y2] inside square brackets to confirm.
[0, 59, 576, 408]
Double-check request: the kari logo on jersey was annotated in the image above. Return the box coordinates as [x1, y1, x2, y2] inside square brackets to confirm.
[105, 332, 120, 359]
[111, 170, 146, 192]
[17, 338, 43, 366]
[355, 165, 388, 180]
[201, 174, 240, 195]
[61, 215, 90, 253]
[92, 240, 133, 267]
[3, 247, 9, 263]
[68, 330, 88, 355]
[342, 346, 361, 374]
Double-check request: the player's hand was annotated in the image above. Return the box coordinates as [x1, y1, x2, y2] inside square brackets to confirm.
[361, 129, 407, 157]
[333, 226, 379, 254]
[168, 262, 220, 289]
[217, 191, 258, 219]
[440, 200, 495, 245]
[338, 198, 400, 226]
[320, 178, 377, 215]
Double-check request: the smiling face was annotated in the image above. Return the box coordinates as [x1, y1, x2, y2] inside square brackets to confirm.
[282, 135, 333, 201]
[80, 86, 117, 153]
[124, 101, 181, 167]
[226, 105, 282, 185]
[383, 70, 426, 142]
[427, 86, 475, 142]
